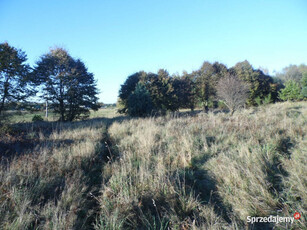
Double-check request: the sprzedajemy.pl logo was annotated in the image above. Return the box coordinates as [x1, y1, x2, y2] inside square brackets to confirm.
[247, 212, 301, 224]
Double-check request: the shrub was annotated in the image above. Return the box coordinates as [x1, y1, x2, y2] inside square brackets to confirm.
[301, 87, 307, 99]
[32, 114, 44, 122]
[255, 96, 262, 106]
[301, 74, 307, 87]
[263, 93, 272, 105]
[0, 123, 14, 135]
[279, 80, 302, 101]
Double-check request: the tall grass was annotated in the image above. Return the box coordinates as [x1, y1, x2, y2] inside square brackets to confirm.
[1, 102, 306, 229]
[96, 102, 306, 229]
[0, 120, 107, 229]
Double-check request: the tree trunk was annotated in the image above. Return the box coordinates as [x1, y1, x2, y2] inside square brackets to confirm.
[45, 100, 48, 118]
[59, 99, 65, 121]
[0, 81, 9, 115]
[59, 78, 65, 121]
[203, 103, 209, 113]
[0, 96, 5, 115]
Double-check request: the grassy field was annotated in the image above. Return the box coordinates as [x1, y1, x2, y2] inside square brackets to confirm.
[95, 101, 306, 229]
[0, 102, 306, 229]
[5, 108, 119, 123]
[0, 119, 110, 229]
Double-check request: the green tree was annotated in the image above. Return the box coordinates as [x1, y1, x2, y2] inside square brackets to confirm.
[172, 72, 197, 111]
[127, 83, 153, 117]
[301, 73, 307, 99]
[301, 73, 307, 87]
[119, 70, 183, 114]
[301, 87, 307, 99]
[118, 71, 145, 114]
[194, 61, 227, 112]
[145, 69, 177, 112]
[0, 42, 34, 115]
[269, 80, 283, 103]
[278, 80, 302, 101]
[34, 48, 99, 121]
[230, 60, 273, 105]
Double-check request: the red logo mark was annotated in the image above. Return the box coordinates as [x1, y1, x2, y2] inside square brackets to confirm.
[294, 212, 301, 220]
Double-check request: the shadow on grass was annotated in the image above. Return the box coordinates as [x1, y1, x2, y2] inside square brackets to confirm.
[184, 153, 285, 230]
[0, 115, 131, 229]
[167, 108, 230, 118]
[72, 116, 129, 229]
[0, 115, 129, 162]
[177, 163, 233, 224]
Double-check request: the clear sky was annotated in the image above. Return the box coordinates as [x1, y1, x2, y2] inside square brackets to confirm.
[1, 0, 306, 103]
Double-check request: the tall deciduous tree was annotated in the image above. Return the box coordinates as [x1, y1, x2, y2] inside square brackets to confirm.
[34, 48, 99, 121]
[0, 42, 34, 114]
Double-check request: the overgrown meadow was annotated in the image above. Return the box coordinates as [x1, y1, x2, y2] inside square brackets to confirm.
[0, 102, 306, 229]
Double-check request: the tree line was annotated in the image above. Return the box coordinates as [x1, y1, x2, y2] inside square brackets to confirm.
[118, 61, 307, 116]
[1, 41, 306, 121]
[0, 42, 99, 121]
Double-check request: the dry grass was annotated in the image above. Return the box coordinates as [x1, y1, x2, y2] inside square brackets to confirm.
[0, 120, 107, 229]
[96, 102, 306, 229]
[5, 107, 119, 123]
[1, 102, 306, 229]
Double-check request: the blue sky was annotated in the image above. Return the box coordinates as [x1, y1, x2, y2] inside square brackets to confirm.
[1, 0, 306, 103]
